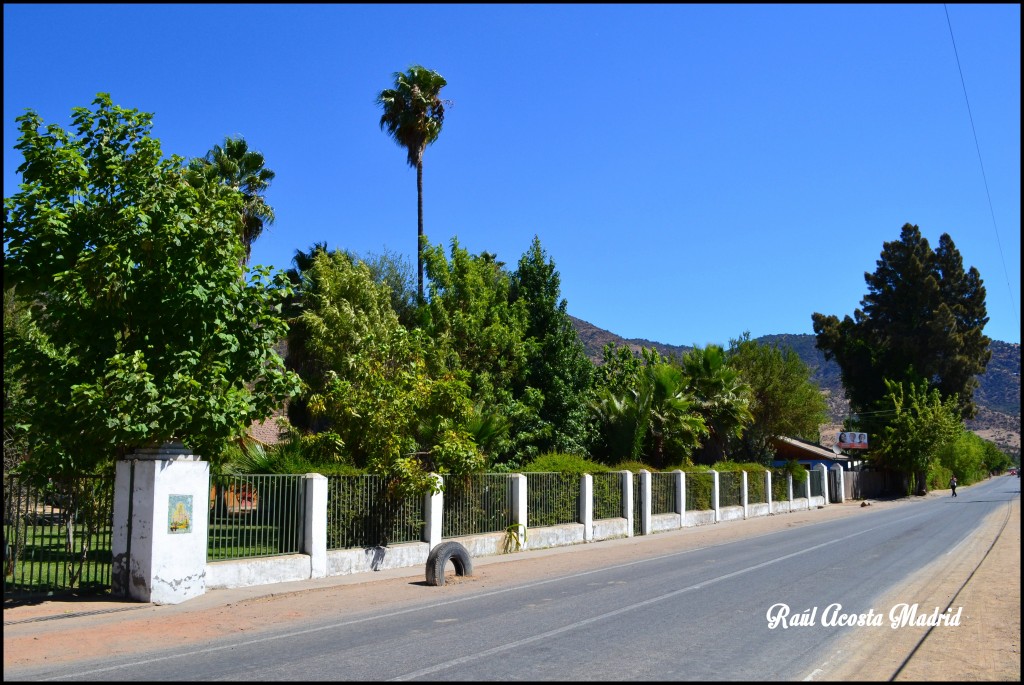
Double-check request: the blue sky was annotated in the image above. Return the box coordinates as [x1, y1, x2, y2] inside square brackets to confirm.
[4, 4, 1020, 346]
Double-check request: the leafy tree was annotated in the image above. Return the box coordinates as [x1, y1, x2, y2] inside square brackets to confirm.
[680, 344, 754, 464]
[187, 136, 276, 264]
[875, 379, 963, 495]
[357, 247, 418, 329]
[593, 342, 646, 398]
[3, 94, 299, 478]
[509, 236, 593, 456]
[376, 65, 450, 302]
[641, 362, 707, 468]
[420, 237, 532, 464]
[3, 286, 32, 473]
[727, 333, 829, 463]
[812, 224, 991, 431]
[294, 249, 482, 488]
[590, 347, 706, 468]
[281, 242, 331, 431]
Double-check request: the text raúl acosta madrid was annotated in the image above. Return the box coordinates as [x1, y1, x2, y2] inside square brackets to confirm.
[766, 603, 963, 629]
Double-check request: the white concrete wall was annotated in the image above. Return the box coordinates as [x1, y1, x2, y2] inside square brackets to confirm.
[747, 502, 771, 518]
[719, 505, 745, 522]
[523, 523, 585, 550]
[206, 554, 311, 590]
[592, 517, 629, 541]
[325, 542, 429, 576]
[684, 510, 716, 527]
[650, 512, 681, 534]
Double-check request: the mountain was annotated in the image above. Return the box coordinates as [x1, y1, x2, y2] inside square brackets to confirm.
[568, 315, 1021, 460]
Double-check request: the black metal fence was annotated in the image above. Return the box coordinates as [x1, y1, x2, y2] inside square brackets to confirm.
[207, 474, 305, 562]
[525, 473, 579, 528]
[326, 475, 423, 549]
[592, 472, 624, 520]
[650, 473, 676, 514]
[3, 475, 114, 598]
[441, 474, 514, 538]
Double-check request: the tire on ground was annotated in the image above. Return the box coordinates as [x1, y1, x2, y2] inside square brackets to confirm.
[425, 541, 473, 586]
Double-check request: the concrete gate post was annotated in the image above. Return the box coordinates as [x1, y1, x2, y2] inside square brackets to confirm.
[112, 442, 209, 604]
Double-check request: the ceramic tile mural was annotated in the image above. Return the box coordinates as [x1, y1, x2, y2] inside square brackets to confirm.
[168, 494, 193, 533]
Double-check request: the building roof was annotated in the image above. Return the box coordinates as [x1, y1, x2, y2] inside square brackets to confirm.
[771, 435, 850, 462]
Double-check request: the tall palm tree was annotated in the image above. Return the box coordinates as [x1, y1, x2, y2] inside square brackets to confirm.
[376, 65, 449, 302]
[188, 136, 275, 264]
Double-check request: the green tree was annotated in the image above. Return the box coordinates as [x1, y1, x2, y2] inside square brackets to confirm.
[3, 286, 32, 473]
[590, 347, 706, 468]
[420, 238, 532, 465]
[727, 333, 829, 463]
[875, 379, 963, 495]
[812, 224, 991, 431]
[187, 136, 276, 264]
[509, 236, 593, 456]
[376, 65, 450, 302]
[680, 344, 754, 464]
[3, 94, 300, 478]
[294, 249, 482, 487]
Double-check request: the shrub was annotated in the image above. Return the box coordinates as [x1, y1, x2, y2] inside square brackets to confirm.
[521, 452, 609, 475]
[611, 460, 656, 473]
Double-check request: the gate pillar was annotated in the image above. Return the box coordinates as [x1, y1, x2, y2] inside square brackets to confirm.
[112, 442, 209, 604]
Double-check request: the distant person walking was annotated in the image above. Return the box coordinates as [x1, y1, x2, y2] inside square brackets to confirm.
[949, 476, 958, 497]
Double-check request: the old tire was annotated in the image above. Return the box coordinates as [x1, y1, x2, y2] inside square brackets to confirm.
[425, 541, 473, 586]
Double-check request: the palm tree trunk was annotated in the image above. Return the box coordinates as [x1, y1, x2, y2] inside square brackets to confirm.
[416, 159, 424, 303]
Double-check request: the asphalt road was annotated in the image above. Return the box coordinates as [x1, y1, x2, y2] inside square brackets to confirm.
[6, 476, 1016, 681]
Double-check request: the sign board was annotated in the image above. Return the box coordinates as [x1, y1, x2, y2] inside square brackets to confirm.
[837, 432, 869, 449]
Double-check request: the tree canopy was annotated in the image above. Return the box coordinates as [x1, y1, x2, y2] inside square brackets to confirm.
[3, 94, 299, 477]
[186, 136, 276, 264]
[727, 333, 829, 463]
[812, 223, 991, 429]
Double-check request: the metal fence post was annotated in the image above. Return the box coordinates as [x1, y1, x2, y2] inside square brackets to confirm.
[673, 470, 684, 528]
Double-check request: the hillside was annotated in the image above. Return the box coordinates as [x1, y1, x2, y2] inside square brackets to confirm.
[568, 315, 1021, 460]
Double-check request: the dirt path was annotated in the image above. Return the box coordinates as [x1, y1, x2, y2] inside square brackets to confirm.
[4, 481, 1020, 680]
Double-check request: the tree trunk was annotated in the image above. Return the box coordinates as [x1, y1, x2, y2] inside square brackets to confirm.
[416, 157, 424, 303]
[915, 469, 928, 496]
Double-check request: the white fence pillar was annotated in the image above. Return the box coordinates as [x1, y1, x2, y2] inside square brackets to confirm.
[816, 464, 829, 506]
[673, 470, 685, 528]
[111, 443, 208, 605]
[425, 473, 444, 549]
[765, 470, 773, 513]
[304, 473, 328, 579]
[711, 470, 720, 523]
[622, 471, 634, 537]
[742, 471, 749, 519]
[512, 473, 528, 547]
[580, 474, 594, 541]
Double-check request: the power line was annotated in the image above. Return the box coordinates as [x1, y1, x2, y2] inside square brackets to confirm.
[943, 5, 1020, 336]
